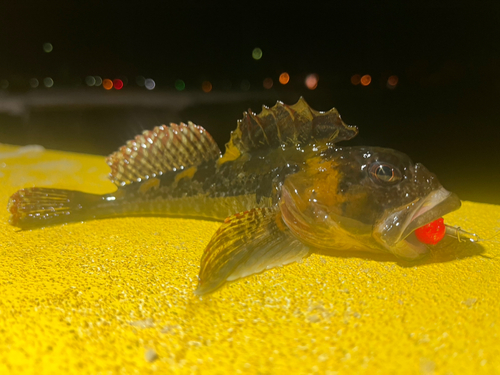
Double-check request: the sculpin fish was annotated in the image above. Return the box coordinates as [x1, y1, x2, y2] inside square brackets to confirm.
[8, 98, 463, 295]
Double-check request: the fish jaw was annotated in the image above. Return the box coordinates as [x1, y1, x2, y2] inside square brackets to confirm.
[373, 187, 462, 260]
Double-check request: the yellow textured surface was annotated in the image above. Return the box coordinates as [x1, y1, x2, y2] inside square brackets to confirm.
[0, 144, 499, 375]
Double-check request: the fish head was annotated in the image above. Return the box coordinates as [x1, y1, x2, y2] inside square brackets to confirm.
[279, 147, 461, 260]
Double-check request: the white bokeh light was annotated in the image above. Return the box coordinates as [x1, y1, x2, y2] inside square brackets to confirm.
[145, 78, 155, 90]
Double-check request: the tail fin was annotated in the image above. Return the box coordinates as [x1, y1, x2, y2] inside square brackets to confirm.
[8, 187, 103, 229]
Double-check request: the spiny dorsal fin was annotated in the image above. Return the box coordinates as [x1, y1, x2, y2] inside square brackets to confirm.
[218, 97, 358, 165]
[106, 122, 221, 186]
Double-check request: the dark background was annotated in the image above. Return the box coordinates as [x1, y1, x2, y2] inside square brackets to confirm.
[0, 1, 499, 204]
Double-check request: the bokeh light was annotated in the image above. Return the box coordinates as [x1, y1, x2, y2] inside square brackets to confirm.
[252, 48, 263, 60]
[360, 74, 372, 86]
[351, 74, 361, 85]
[103, 79, 113, 90]
[43, 43, 53, 53]
[263, 77, 273, 89]
[145, 78, 155, 90]
[85, 76, 96, 86]
[136, 76, 145, 87]
[175, 79, 185, 91]
[305, 74, 319, 90]
[202, 81, 212, 93]
[94, 76, 102, 86]
[43, 77, 54, 88]
[113, 79, 124, 90]
[0, 79, 8, 89]
[387, 75, 399, 89]
[279, 72, 290, 85]
[240, 80, 250, 91]
[29, 78, 39, 88]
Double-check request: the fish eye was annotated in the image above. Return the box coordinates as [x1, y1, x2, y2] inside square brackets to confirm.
[370, 163, 401, 184]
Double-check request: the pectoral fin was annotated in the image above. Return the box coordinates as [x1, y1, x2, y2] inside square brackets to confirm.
[195, 207, 310, 295]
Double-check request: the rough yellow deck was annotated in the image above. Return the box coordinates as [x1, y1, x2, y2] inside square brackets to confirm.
[0, 144, 499, 375]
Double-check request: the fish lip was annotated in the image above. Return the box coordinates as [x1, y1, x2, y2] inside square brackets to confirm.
[401, 189, 461, 240]
[375, 187, 461, 247]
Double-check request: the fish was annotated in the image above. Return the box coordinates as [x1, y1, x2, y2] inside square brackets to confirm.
[8, 98, 464, 295]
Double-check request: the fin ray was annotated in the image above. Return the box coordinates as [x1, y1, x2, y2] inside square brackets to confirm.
[8, 187, 103, 229]
[107, 121, 221, 186]
[218, 97, 358, 165]
[195, 207, 310, 295]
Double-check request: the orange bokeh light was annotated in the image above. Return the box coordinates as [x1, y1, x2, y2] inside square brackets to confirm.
[263, 77, 273, 89]
[279, 72, 290, 85]
[360, 75, 372, 86]
[202, 81, 212, 93]
[387, 75, 399, 87]
[305, 74, 319, 90]
[103, 79, 113, 90]
[351, 74, 361, 85]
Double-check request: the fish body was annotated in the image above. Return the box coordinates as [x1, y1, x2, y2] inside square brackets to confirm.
[8, 98, 461, 295]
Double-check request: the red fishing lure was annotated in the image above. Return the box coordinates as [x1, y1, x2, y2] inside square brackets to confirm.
[415, 218, 446, 245]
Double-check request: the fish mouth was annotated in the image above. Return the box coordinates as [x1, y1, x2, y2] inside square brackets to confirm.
[374, 188, 461, 258]
[400, 189, 461, 241]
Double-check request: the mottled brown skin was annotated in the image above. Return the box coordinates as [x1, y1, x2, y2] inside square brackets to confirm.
[278, 146, 456, 255]
[7, 99, 462, 295]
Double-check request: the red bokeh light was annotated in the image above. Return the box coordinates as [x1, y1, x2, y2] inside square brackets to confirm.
[305, 74, 318, 90]
[113, 79, 124, 90]
[263, 77, 273, 89]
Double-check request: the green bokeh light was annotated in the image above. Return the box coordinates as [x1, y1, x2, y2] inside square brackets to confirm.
[85, 76, 96, 86]
[29, 78, 39, 88]
[175, 79, 185, 91]
[43, 77, 54, 88]
[252, 48, 262, 60]
[43, 43, 53, 53]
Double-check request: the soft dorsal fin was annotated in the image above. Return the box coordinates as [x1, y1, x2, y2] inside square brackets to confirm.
[106, 122, 221, 186]
[218, 97, 358, 165]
